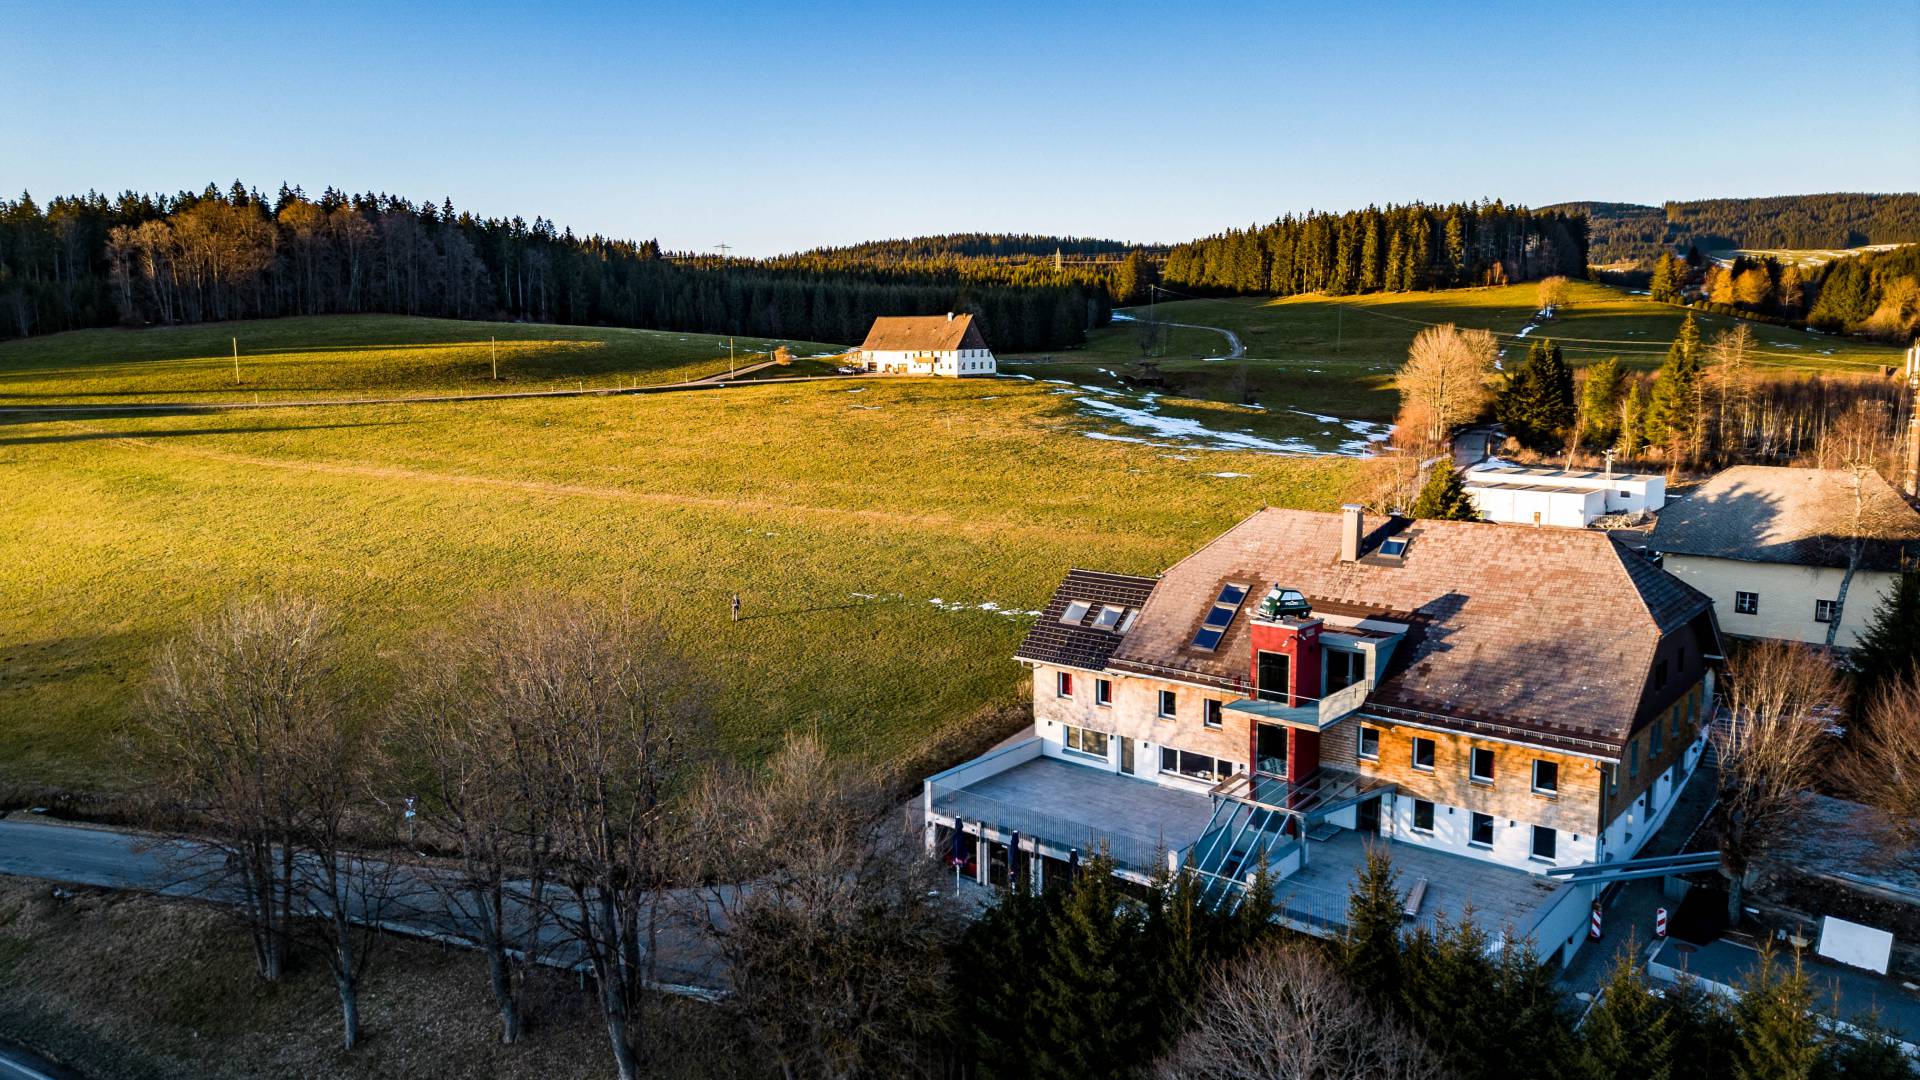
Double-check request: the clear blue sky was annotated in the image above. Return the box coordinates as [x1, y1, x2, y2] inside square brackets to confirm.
[4, 0, 1916, 256]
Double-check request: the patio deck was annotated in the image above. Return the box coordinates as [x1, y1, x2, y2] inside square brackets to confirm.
[1267, 828, 1565, 938]
[928, 756, 1215, 874]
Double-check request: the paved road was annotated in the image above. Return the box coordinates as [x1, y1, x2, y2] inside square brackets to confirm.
[0, 819, 725, 997]
[0, 1040, 83, 1080]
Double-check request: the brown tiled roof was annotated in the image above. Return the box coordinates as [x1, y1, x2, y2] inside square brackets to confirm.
[1651, 466, 1920, 572]
[858, 314, 989, 353]
[1103, 509, 1713, 749]
[1015, 569, 1158, 672]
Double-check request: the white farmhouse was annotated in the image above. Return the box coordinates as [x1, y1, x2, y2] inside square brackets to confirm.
[1464, 463, 1666, 528]
[1651, 466, 1920, 648]
[855, 313, 996, 377]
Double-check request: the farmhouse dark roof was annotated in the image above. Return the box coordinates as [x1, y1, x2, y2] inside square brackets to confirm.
[1015, 569, 1158, 672]
[858, 314, 989, 353]
[1100, 509, 1713, 750]
[1651, 466, 1920, 572]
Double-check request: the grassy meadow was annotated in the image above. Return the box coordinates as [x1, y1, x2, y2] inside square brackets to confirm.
[1008, 281, 1907, 424]
[0, 315, 848, 405]
[0, 321, 1375, 792]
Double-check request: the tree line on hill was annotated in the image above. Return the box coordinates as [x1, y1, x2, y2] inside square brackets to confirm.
[128, 590, 1920, 1078]
[786, 232, 1146, 263]
[0, 183, 1110, 352]
[1160, 201, 1590, 297]
[1644, 243, 1920, 341]
[1564, 194, 1920, 267]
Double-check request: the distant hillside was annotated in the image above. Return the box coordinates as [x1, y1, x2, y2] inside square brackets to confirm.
[794, 233, 1145, 264]
[1550, 193, 1920, 267]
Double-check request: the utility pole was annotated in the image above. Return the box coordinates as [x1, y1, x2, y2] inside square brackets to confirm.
[729, 337, 736, 379]
[1904, 342, 1920, 499]
[491, 336, 498, 380]
[232, 337, 240, 385]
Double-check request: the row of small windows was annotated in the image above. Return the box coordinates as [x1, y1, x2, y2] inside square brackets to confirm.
[1733, 591, 1841, 623]
[1057, 674, 1222, 727]
[1407, 798, 1558, 861]
[1356, 727, 1559, 795]
[1058, 723, 1242, 783]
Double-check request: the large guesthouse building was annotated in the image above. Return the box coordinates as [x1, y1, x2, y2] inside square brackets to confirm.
[925, 504, 1723, 965]
[855, 313, 996, 377]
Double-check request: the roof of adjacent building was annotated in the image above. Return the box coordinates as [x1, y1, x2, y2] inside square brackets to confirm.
[1470, 463, 1660, 484]
[1015, 569, 1158, 672]
[1651, 466, 1920, 572]
[1051, 508, 1713, 751]
[858, 313, 989, 353]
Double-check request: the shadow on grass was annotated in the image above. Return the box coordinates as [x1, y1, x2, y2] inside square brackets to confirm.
[0, 420, 412, 446]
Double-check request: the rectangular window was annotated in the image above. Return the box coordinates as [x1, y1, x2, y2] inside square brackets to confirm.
[1190, 583, 1250, 651]
[1203, 700, 1223, 729]
[1532, 759, 1559, 796]
[1411, 737, 1435, 772]
[1157, 690, 1178, 719]
[1470, 747, 1495, 785]
[1060, 600, 1091, 625]
[1531, 825, 1558, 862]
[1358, 726, 1381, 761]
[1256, 651, 1290, 703]
[1654, 659, 1669, 691]
[1056, 671, 1074, 698]
[1063, 724, 1109, 759]
[1412, 799, 1435, 833]
[1326, 650, 1365, 692]
[1470, 812, 1494, 849]
[1815, 599, 1838, 624]
[1735, 591, 1759, 615]
[1651, 718, 1663, 756]
[1093, 604, 1126, 630]
[1160, 747, 1234, 783]
[1095, 679, 1112, 707]
[1630, 739, 1640, 778]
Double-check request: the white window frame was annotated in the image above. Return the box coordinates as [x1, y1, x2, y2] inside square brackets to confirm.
[1411, 737, 1435, 772]
[1095, 679, 1113, 707]
[1734, 591, 1759, 616]
[1411, 798, 1436, 834]
[1060, 600, 1091, 625]
[1157, 689, 1177, 720]
[1469, 746, 1494, 785]
[1202, 699, 1223, 729]
[1530, 825, 1558, 863]
[1357, 726, 1381, 761]
[1062, 724, 1109, 760]
[1469, 812, 1495, 849]
[1815, 599, 1838, 624]
[1056, 671, 1074, 699]
[1531, 759, 1559, 797]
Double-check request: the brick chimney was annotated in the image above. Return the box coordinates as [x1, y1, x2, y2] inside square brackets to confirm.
[1339, 504, 1364, 562]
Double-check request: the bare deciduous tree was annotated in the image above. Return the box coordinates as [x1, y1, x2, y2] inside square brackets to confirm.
[1537, 275, 1571, 313]
[138, 595, 346, 984]
[1832, 673, 1920, 850]
[1154, 941, 1444, 1080]
[384, 598, 568, 1045]
[1713, 641, 1842, 923]
[1396, 324, 1496, 451]
[494, 595, 714, 1080]
[692, 732, 957, 1080]
[1812, 402, 1905, 645]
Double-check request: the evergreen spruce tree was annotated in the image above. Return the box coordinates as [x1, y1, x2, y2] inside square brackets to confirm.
[1580, 356, 1626, 449]
[1646, 314, 1705, 460]
[1339, 845, 1404, 1008]
[1733, 948, 1824, 1080]
[1143, 862, 1211, 1056]
[1616, 379, 1648, 458]
[1583, 949, 1677, 1080]
[1818, 1014, 1918, 1080]
[1486, 937, 1586, 1080]
[1666, 975, 1742, 1077]
[1850, 570, 1920, 731]
[958, 886, 1054, 1076]
[1399, 915, 1499, 1073]
[1649, 254, 1679, 303]
[1033, 853, 1144, 1079]
[1233, 855, 1279, 949]
[1495, 339, 1576, 451]
[1412, 461, 1481, 521]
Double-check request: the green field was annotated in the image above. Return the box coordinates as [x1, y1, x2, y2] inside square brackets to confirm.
[0, 315, 848, 405]
[1009, 281, 1906, 425]
[0, 317, 1374, 792]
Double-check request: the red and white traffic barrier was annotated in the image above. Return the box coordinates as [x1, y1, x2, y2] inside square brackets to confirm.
[1589, 902, 1603, 940]
[1655, 907, 1669, 938]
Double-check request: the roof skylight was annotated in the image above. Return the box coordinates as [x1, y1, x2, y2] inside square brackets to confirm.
[1190, 582, 1249, 651]
[1060, 600, 1091, 625]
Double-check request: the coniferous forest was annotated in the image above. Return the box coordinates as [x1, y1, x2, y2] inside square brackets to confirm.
[1160, 202, 1591, 296]
[0, 183, 1112, 351]
[1560, 193, 1920, 267]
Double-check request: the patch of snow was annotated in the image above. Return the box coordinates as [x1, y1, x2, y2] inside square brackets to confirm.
[1111, 312, 1137, 322]
[928, 597, 1042, 620]
[1075, 395, 1329, 455]
[1514, 324, 1537, 339]
[998, 373, 1037, 381]
[1210, 472, 1251, 478]
[846, 387, 865, 393]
